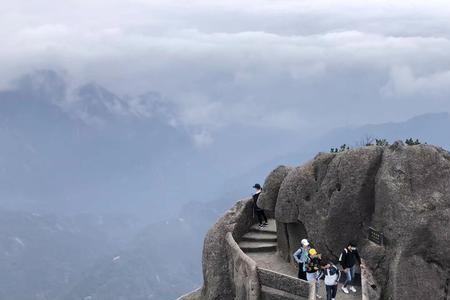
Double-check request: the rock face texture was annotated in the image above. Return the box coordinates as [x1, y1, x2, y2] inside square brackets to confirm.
[257, 165, 293, 214]
[184, 142, 450, 300]
[193, 199, 258, 300]
[264, 143, 450, 300]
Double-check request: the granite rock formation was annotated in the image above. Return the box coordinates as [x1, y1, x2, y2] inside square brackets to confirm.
[270, 142, 450, 299]
[183, 142, 450, 300]
[257, 165, 293, 214]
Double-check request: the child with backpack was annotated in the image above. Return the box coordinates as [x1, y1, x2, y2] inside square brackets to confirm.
[318, 261, 341, 300]
[305, 248, 322, 298]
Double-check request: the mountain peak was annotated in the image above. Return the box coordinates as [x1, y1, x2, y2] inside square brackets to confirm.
[12, 69, 67, 104]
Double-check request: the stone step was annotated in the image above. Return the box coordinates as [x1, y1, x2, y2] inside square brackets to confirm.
[238, 241, 277, 253]
[261, 285, 306, 300]
[241, 231, 277, 243]
[249, 220, 277, 234]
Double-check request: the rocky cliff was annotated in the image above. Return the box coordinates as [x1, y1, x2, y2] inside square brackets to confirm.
[182, 142, 450, 300]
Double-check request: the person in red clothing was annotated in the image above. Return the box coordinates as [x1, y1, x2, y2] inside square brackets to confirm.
[252, 183, 268, 227]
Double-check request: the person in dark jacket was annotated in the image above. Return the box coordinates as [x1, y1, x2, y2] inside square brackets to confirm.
[252, 183, 268, 227]
[339, 241, 363, 294]
[318, 261, 341, 300]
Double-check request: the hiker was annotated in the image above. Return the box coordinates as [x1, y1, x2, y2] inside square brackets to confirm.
[293, 239, 310, 280]
[339, 241, 362, 294]
[305, 248, 322, 298]
[252, 183, 268, 227]
[318, 261, 341, 300]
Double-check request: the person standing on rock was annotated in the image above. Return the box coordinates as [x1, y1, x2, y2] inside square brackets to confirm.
[318, 261, 341, 300]
[293, 238, 310, 280]
[339, 241, 362, 294]
[252, 183, 268, 228]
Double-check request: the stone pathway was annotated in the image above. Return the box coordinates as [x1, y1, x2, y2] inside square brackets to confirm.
[239, 219, 362, 300]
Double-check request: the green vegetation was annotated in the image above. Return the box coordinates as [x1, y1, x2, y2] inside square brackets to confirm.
[405, 138, 421, 145]
[330, 144, 350, 153]
[375, 139, 389, 146]
[331, 137, 425, 153]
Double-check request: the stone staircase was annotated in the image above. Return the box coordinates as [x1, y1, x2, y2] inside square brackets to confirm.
[239, 220, 278, 253]
[237, 219, 362, 300]
[238, 220, 310, 300]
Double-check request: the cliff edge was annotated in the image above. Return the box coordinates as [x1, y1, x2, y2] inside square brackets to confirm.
[181, 142, 450, 300]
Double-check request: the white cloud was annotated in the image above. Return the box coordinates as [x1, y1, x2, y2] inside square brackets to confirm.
[1, 0, 450, 137]
[382, 66, 450, 97]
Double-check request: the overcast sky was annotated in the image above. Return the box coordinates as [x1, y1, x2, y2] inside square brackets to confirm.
[1, 0, 450, 140]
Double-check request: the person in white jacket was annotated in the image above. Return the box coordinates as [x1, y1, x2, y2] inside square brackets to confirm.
[317, 261, 341, 300]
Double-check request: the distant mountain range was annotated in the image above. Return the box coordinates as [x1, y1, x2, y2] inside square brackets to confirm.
[70, 112, 450, 300]
[1, 69, 449, 300]
[0, 70, 218, 220]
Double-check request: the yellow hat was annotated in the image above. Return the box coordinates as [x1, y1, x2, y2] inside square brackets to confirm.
[309, 248, 317, 256]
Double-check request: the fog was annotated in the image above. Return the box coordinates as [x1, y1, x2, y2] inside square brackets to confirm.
[1, 1, 450, 299]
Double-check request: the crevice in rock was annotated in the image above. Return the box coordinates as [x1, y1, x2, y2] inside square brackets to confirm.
[314, 154, 336, 187]
[284, 222, 290, 262]
[443, 270, 450, 300]
[313, 166, 318, 182]
[444, 275, 449, 300]
[360, 148, 385, 227]
[327, 188, 335, 199]
[332, 156, 343, 200]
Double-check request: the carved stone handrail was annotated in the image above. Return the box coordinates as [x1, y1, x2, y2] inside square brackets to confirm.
[257, 267, 311, 298]
[179, 197, 377, 300]
[226, 231, 261, 300]
[226, 227, 316, 300]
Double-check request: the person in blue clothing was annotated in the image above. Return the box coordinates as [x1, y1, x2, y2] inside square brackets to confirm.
[293, 238, 310, 280]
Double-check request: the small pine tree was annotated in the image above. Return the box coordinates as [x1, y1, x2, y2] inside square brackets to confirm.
[405, 138, 421, 146]
[375, 139, 389, 146]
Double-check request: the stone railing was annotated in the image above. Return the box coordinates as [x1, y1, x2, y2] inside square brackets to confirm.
[223, 198, 316, 300]
[257, 267, 314, 299]
[226, 232, 261, 299]
[361, 259, 380, 300]
[226, 230, 316, 300]
[179, 197, 378, 300]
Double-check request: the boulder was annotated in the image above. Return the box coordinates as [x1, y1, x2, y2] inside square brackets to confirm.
[369, 143, 450, 299]
[185, 142, 450, 300]
[257, 165, 292, 213]
[195, 198, 256, 300]
[273, 143, 450, 299]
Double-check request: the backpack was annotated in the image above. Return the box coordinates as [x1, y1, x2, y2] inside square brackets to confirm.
[295, 248, 309, 263]
[324, 266, 339, 286]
